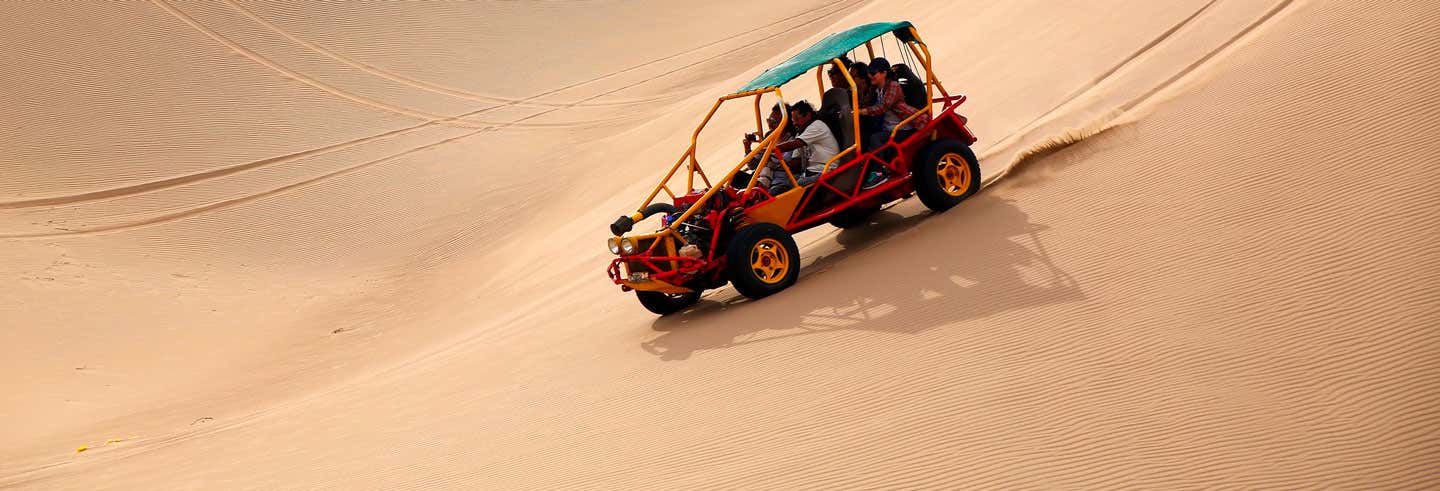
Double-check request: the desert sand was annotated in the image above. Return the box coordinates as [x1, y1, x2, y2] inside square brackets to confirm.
[2, 0, 1437, 488]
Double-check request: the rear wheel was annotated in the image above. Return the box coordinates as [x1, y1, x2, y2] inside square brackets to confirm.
[725, 223, 800, 299]
[912, 140, 981, 212]
[636, 290, 701, 316]
[828, 202, 881, 229]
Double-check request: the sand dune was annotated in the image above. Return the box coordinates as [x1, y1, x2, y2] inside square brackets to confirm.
[3, 0, 1437, 488]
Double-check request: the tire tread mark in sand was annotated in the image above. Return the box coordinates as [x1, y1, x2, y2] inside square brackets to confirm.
[220, 0, 670, 108]
[0, 105, 493, 210]
[10, 0, 790, 210]
[0, 107, 638, 211]
[1004, 0, 1221, 137]
[190, 0, 861, 122]
[153, 1, 639, 129]
[150, 0, 485, 126]
[494, 0, 872, 127]
[1120, 0, 1296, 112]
[0, 0, 869, 234]
[0, 127, 495, 239]
[383, 0, 868, 111]
[978, 0, 1296, 187]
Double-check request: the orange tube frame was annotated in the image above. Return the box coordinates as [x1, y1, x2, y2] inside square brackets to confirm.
[888, 28, 948, 140]
[631, 88, 789, 247]
[624, 27, 952, 247]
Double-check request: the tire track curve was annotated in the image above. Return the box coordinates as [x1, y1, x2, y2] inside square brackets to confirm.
[0, 127, 492, 239]
[219, 0, 668, 108]
[978, 0, 1296, 188]
[353, 0, 869, 112]
[152, 0, 656, 129]
[0, 0, 867, 212]
[478, 0, 873, 129]
[0, 100, 501, 211]
[150, 0, 485, 127]
[1, 0, 876, 238]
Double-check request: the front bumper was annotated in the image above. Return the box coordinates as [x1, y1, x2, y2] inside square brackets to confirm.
[607, 254, 706, 293]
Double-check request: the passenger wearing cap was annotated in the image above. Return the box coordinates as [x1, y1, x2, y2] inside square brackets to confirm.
[857, 57, 930, 188]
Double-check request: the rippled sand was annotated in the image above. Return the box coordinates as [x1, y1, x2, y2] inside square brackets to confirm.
[3, 0, 1437, 488]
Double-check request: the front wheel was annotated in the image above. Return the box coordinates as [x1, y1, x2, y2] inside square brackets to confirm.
[636, 290, 701, 315]
[912, 140, 981, 212]
[725, 223, 800, 299]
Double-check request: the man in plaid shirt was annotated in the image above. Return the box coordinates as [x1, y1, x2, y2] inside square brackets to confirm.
[857, 57, 928, 188]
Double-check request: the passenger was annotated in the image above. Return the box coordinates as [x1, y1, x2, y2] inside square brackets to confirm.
[890, 63, 931, 110]
[848, 61, 881, 150]
[818, 62, 854, 149]
[766, 101, 839, 195]
[733, 103, 792, 190]
[857, 57, 930, 189]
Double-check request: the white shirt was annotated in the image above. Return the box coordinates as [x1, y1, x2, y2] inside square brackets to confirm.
[795, 119, 840, 174]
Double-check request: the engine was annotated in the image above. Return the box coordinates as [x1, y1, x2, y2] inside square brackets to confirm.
[675, 211, 712, 256]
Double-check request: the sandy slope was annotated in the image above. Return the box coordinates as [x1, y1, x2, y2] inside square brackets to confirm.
[3, 0, 1437, 488]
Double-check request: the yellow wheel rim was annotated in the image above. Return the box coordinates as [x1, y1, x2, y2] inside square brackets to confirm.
[936, 152, 972, 197]
[750, 238, 790, 284]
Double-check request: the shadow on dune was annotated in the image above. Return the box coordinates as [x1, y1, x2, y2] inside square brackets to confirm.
[640, 193, 1084, 361]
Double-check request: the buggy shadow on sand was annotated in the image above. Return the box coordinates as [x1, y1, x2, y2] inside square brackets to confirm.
[605, 21, 982, 315]
[639, 195, 1085, 360]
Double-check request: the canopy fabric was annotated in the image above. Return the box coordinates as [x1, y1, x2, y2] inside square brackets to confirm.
[734, 21, 914, 94]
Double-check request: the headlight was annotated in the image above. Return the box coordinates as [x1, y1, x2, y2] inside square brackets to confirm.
[620, 237, 637, 255]
[607, 237, 621, 255]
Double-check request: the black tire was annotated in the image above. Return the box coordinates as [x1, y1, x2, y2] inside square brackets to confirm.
[725, 223, 800, 299]
[828, 202, 881, 229]
[912, 140, 981, 212]
[636, 290, 701, 316]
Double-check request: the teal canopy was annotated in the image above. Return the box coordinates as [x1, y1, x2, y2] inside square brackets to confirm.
[734, 21, 915, 94]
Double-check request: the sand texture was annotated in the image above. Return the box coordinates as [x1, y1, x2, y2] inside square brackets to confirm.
[2, 0, 1437, 488]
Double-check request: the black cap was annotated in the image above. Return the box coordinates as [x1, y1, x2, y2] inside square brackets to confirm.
[868, 57, 891, 74]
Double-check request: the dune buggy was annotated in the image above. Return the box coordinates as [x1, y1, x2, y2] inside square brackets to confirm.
[606, 21, 980, 315]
